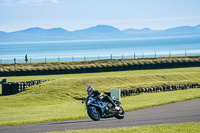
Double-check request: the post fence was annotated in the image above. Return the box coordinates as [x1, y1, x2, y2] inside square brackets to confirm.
[84, 55, 86, 61]
[185, 51, 187, 57]
[0, 51, 195, 64]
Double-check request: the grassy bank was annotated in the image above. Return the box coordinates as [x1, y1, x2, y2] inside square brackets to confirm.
[1, 67, 200, 82]
[1, 56, 200, 76]
[49, 122, 200, 133]
[0, 67, 200, 126]
[1, 67, 200, 98]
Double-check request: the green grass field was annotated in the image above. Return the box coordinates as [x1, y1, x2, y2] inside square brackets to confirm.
[49, 122, 200, 133]
[0, 67, 200, 126]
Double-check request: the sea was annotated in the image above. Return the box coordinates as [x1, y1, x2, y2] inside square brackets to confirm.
[0, 35, 200, 63]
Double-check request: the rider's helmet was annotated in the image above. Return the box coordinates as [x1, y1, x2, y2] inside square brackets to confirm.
[86, 86, 94, 95]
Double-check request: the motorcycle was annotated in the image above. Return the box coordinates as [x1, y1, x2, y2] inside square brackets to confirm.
[83, 95, 125, 121]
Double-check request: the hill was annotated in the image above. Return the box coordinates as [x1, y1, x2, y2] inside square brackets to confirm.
[75, 25, 121, 34]
[162, 26, 200, 35]
[0, 24, 200, 42]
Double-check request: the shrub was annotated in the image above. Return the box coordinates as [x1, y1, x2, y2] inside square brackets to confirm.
[166, 60, 172, 64]
[48, 67, 54, 71]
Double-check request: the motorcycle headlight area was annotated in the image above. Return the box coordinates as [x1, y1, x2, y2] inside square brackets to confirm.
[87, 100, 91, 105]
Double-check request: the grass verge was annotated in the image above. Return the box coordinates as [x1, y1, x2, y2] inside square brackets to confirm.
[0, 88, 200, 126]
[49, 122, 200, 133]
[0, 67, 200, 126]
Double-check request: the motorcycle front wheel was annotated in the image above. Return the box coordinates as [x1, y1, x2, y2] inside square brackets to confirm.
[115, 106, 125, 119]
[87, 106, 101, 121]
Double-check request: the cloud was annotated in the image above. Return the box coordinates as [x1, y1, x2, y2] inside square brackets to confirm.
[67, 16, 200, 26]
[0, 0, 13, 5]
[133, 16, 200, 23]
[0, 0, 59, 5]
[0, 0, 12, 3]
[19, 0, 59, 4]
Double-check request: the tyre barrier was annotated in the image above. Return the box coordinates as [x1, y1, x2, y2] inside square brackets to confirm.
[1, 80, 49, 95]
[76, 83, 200, 100]
[105, 83, 200, 97]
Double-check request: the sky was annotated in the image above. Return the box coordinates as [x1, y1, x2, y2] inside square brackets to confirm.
[0, 0, 200, 32]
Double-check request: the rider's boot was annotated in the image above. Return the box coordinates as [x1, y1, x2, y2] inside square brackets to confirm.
[115, 106, 120, 110]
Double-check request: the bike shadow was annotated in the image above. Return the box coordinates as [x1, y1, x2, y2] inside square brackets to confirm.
[50, 119, 108, 125]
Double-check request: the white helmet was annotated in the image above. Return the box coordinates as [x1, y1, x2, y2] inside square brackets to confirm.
[86, 86, 94, 95]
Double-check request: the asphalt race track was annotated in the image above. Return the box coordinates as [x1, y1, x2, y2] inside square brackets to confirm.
[1, 98, 200, 133]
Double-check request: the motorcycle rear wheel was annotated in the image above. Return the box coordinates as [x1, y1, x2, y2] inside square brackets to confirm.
[87, 106, 101, 121]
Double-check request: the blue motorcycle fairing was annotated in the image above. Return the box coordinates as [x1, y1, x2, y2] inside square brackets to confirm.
[91, 101, 100, 105]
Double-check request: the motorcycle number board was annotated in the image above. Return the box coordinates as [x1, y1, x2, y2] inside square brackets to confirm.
[111, 89, 121, 100]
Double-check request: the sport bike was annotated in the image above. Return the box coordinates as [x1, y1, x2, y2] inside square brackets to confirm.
[83, 95, 125, 121]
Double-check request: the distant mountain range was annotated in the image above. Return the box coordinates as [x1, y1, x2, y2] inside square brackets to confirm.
[0, 24, 200, 42]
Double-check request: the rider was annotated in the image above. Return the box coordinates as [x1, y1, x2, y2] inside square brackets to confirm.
[86, 86, 119, 110]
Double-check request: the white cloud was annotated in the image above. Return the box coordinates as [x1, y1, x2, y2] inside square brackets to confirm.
[0, 0, 59, 5]
[64, 16, 200, 27]
[0, 0, 13, 3]
[0, 0, 13, 5]
[19, 0, 59, 4]
[133, 16, 200, 23]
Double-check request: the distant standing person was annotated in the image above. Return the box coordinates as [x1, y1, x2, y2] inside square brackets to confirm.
[25, 54, 28, 63]
[14, 58, 16, 64]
